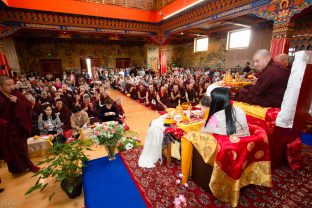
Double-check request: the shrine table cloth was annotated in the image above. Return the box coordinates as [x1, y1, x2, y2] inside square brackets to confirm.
[181, 124, 272, 207]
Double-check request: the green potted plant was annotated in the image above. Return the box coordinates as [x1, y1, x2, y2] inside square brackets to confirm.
[25, 139, 92, 200]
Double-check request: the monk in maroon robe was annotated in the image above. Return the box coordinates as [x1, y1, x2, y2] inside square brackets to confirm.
[145, 84, 157, 110]
[129, 83, 138, 100]
[236, 49, 290, 108]
[0, 76, 39, 174]
[169, 84, 181, 108]
[155, 86, 170, 111]
[137, 84, 147, 103]
[55, 99, 72, 131]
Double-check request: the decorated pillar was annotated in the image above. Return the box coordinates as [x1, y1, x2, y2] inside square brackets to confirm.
[149, 34, 169, 75]
[270, 21, 294, 57]
[159, 45, 167, 75]
[254, 0, 312, 57]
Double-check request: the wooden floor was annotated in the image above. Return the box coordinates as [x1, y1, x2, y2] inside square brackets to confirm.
[0, 89, 159, 208]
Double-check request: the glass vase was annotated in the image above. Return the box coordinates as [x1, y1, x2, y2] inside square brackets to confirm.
[104, 143, 117, 161]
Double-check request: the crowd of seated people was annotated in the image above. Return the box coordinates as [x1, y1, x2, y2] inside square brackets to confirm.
[110, 68, 234, 111]
[109, 66, 257, 112]
[11, 59, 262, 137]
[13, 73, 126, 137]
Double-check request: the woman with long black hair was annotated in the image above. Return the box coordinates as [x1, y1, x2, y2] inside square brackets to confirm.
[38, 104, 63, 135]
[202, 87, 250, 137]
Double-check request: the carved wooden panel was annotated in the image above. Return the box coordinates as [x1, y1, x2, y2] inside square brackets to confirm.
[126, 0, 137, 8]
[104, 0, 114, 4]
[155, 0, 174, 10]
[0, 10, 159, 33]
[81, 0, 155, 10]
[115, 0, 125, 5]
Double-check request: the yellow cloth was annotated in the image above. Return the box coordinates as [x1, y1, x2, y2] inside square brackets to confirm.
[233, 101, 269, 120]
[210, 161, 272, 207]
[181, 137, 193, 184]
[178, 120, 204, 133]
[173, 120, 204, 161]
[181, 132, 217, 184]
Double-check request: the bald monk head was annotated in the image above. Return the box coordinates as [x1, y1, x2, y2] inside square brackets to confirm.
[253, 49, 272, 72]
[273, 53, 289, 68]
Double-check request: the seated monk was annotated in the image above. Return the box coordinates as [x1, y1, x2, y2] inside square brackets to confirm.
[236, 49, 290, 108]
[113, 98, 125, 120]
[185, 83, 197, 106]
[273, 53, 290, 70]
[145, 84, 157, 110]
[203, 87, 250, 137]
[54, 98, 72, 131]
[169, 84, 181, 108]
[81, 94, 97, 123]
[129, 82, 138, 100]
[99, 89, 111, 106]
[155, 86, 170, 111]
[178, 80, 186, 103]
[137, 84, 146, 103]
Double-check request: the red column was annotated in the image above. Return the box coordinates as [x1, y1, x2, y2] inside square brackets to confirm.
[0, 52, 5, 75]
[3, 54, 12, 77]
[270, 22, 294, 57]
[159, 46, 167, 75]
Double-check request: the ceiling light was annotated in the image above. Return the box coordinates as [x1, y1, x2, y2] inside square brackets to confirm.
[163, 0, 205, 20]
[180, 32, 184, 35]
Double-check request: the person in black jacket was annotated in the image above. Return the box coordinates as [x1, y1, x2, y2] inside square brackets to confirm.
[98, 98, 122, 124]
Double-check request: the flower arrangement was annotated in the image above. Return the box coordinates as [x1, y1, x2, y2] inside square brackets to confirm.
[93, 121, 124, 146]
[174, 173, 188, 208]
[93, 121, 124, 160]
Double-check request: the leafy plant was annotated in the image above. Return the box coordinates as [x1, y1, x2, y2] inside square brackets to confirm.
[25, 139, 92, 200]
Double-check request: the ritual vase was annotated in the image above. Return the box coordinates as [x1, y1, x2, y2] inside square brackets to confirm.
[104, 143, 117, 160]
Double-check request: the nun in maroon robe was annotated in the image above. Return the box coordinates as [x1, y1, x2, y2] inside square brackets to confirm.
[236, 60, 289, 108]
[137, 84, 147, 103]
[0, 76, 39, 173]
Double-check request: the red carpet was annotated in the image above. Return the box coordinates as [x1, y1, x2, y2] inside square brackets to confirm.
[120, 145, 312, 208]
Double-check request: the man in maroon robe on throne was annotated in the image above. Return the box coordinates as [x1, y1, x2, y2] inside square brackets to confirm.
[0, 76, 39, 174]
[236, 49, 290, 108]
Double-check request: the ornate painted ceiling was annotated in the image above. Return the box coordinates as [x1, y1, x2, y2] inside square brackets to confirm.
[0, 0, 278, 44]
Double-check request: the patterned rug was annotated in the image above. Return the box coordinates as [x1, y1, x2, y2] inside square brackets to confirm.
[120, 145, 312, 208]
